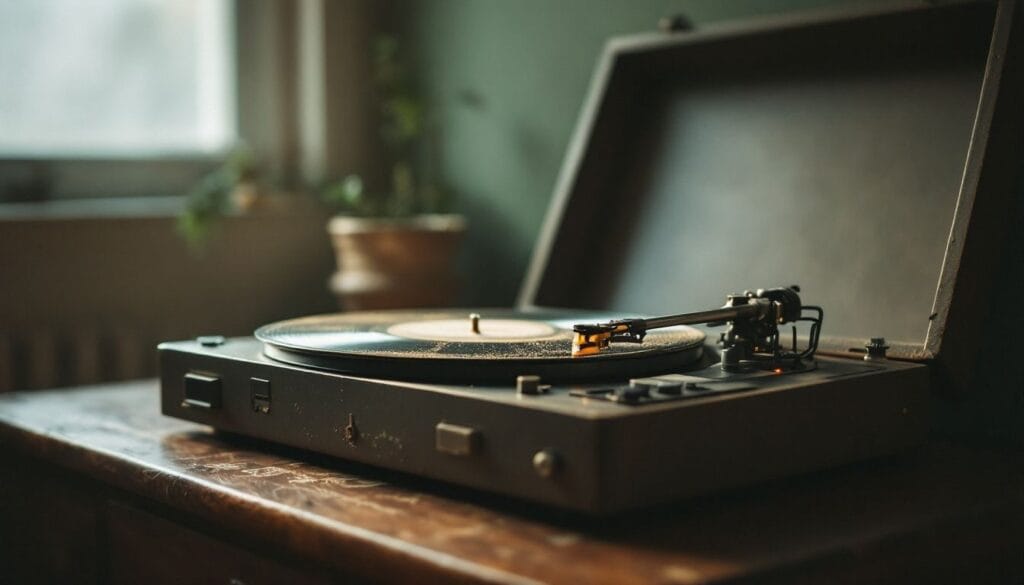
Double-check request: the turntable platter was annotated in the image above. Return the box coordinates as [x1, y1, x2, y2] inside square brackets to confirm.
[255, 309, 705, 383]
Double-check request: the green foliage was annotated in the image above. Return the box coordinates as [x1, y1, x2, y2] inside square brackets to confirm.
[177, 145, 257, 250]
[321, 175, 376, 215]
[321, 35, 450, 218]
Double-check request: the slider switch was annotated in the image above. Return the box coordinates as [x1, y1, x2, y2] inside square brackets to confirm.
[183, 372, 222, 409]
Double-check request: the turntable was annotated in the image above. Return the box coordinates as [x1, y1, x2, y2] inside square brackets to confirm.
[159, 1, 1024, 514]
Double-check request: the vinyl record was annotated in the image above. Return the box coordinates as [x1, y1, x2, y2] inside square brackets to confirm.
[255, 309, 705, 383]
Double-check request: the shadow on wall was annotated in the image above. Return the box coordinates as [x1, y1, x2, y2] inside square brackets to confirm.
[455, 194, 530, 306]
[440, 76, 566, 307]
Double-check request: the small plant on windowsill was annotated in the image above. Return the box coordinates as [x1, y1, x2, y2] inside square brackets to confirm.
[320, 36, 465, 310]
[177, 144, 261, 250]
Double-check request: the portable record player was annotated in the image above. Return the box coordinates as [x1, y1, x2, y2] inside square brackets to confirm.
[160, 1, 1024, 514]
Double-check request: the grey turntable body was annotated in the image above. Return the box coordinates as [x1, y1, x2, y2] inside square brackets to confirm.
[160, 1, 1023, 514]
[160, 338, 926, 514]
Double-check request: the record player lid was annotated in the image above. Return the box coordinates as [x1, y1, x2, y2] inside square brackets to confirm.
[520, 1, 1024, 385]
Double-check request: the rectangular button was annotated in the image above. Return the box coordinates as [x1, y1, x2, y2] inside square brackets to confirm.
[435, 422, 480, 456]
[183, 372, 221, 409]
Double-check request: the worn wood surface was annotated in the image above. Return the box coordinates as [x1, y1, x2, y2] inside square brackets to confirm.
[0, 380, 1022, 584]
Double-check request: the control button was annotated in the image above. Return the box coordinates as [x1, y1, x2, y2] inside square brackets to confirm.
[197, 335, 226, 347]
[720, 346, 743, 371]
[655, 384, 682, 396]
[435, 422, 481, 456]
[686, 381, 757, 393]
[532, 449, 561, 479]
[630, 377, 683, 395]
[517, 375, 550, 396]
[614, 386, 648, 404]
[250, 377, 271, 414]
[183, 372, 222, 409]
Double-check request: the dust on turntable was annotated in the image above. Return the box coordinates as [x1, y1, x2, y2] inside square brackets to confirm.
[253, 308, 705, 384]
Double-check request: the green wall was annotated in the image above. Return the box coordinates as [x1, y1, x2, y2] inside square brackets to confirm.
[395, 0, 863, 305]
[386, 1, 1024, 447]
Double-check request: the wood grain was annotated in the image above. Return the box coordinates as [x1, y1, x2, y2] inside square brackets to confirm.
[0, 380, 1022, 584]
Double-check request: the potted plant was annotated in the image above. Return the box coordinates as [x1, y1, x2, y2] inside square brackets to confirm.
[321, 36, 465, 310]
[177, 145, 261, 250]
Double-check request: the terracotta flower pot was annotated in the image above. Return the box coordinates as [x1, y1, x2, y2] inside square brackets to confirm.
[327, 214, 466, 310]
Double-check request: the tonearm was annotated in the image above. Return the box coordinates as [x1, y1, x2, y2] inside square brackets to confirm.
[571, 286, 823, 371]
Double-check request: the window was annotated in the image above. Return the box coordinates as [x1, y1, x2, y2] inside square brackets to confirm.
[0, 1, 359, 203]
[0, 0, 236, 200]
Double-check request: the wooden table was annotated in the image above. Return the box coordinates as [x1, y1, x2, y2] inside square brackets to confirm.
[0, 380, 1022, 584]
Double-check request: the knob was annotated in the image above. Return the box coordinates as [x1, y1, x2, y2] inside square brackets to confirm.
[864, 337, 889, 361]
[532, 449, 561, 479]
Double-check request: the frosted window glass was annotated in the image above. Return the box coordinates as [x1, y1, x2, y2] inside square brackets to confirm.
[0, 0, 235, 156]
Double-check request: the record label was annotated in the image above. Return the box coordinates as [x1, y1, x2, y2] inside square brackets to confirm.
[387, 318, 558, 342]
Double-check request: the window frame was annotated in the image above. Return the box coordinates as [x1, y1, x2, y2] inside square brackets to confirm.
[0, 0, 294, 203]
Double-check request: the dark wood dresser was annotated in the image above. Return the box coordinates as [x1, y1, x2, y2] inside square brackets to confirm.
[0, 380, 1021, 584]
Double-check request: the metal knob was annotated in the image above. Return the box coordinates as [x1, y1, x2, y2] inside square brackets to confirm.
[864, 337, 889, 361]
[532, 449, 561, 479]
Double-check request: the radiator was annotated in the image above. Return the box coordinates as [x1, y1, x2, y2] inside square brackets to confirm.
[0, 328, 157, 392]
